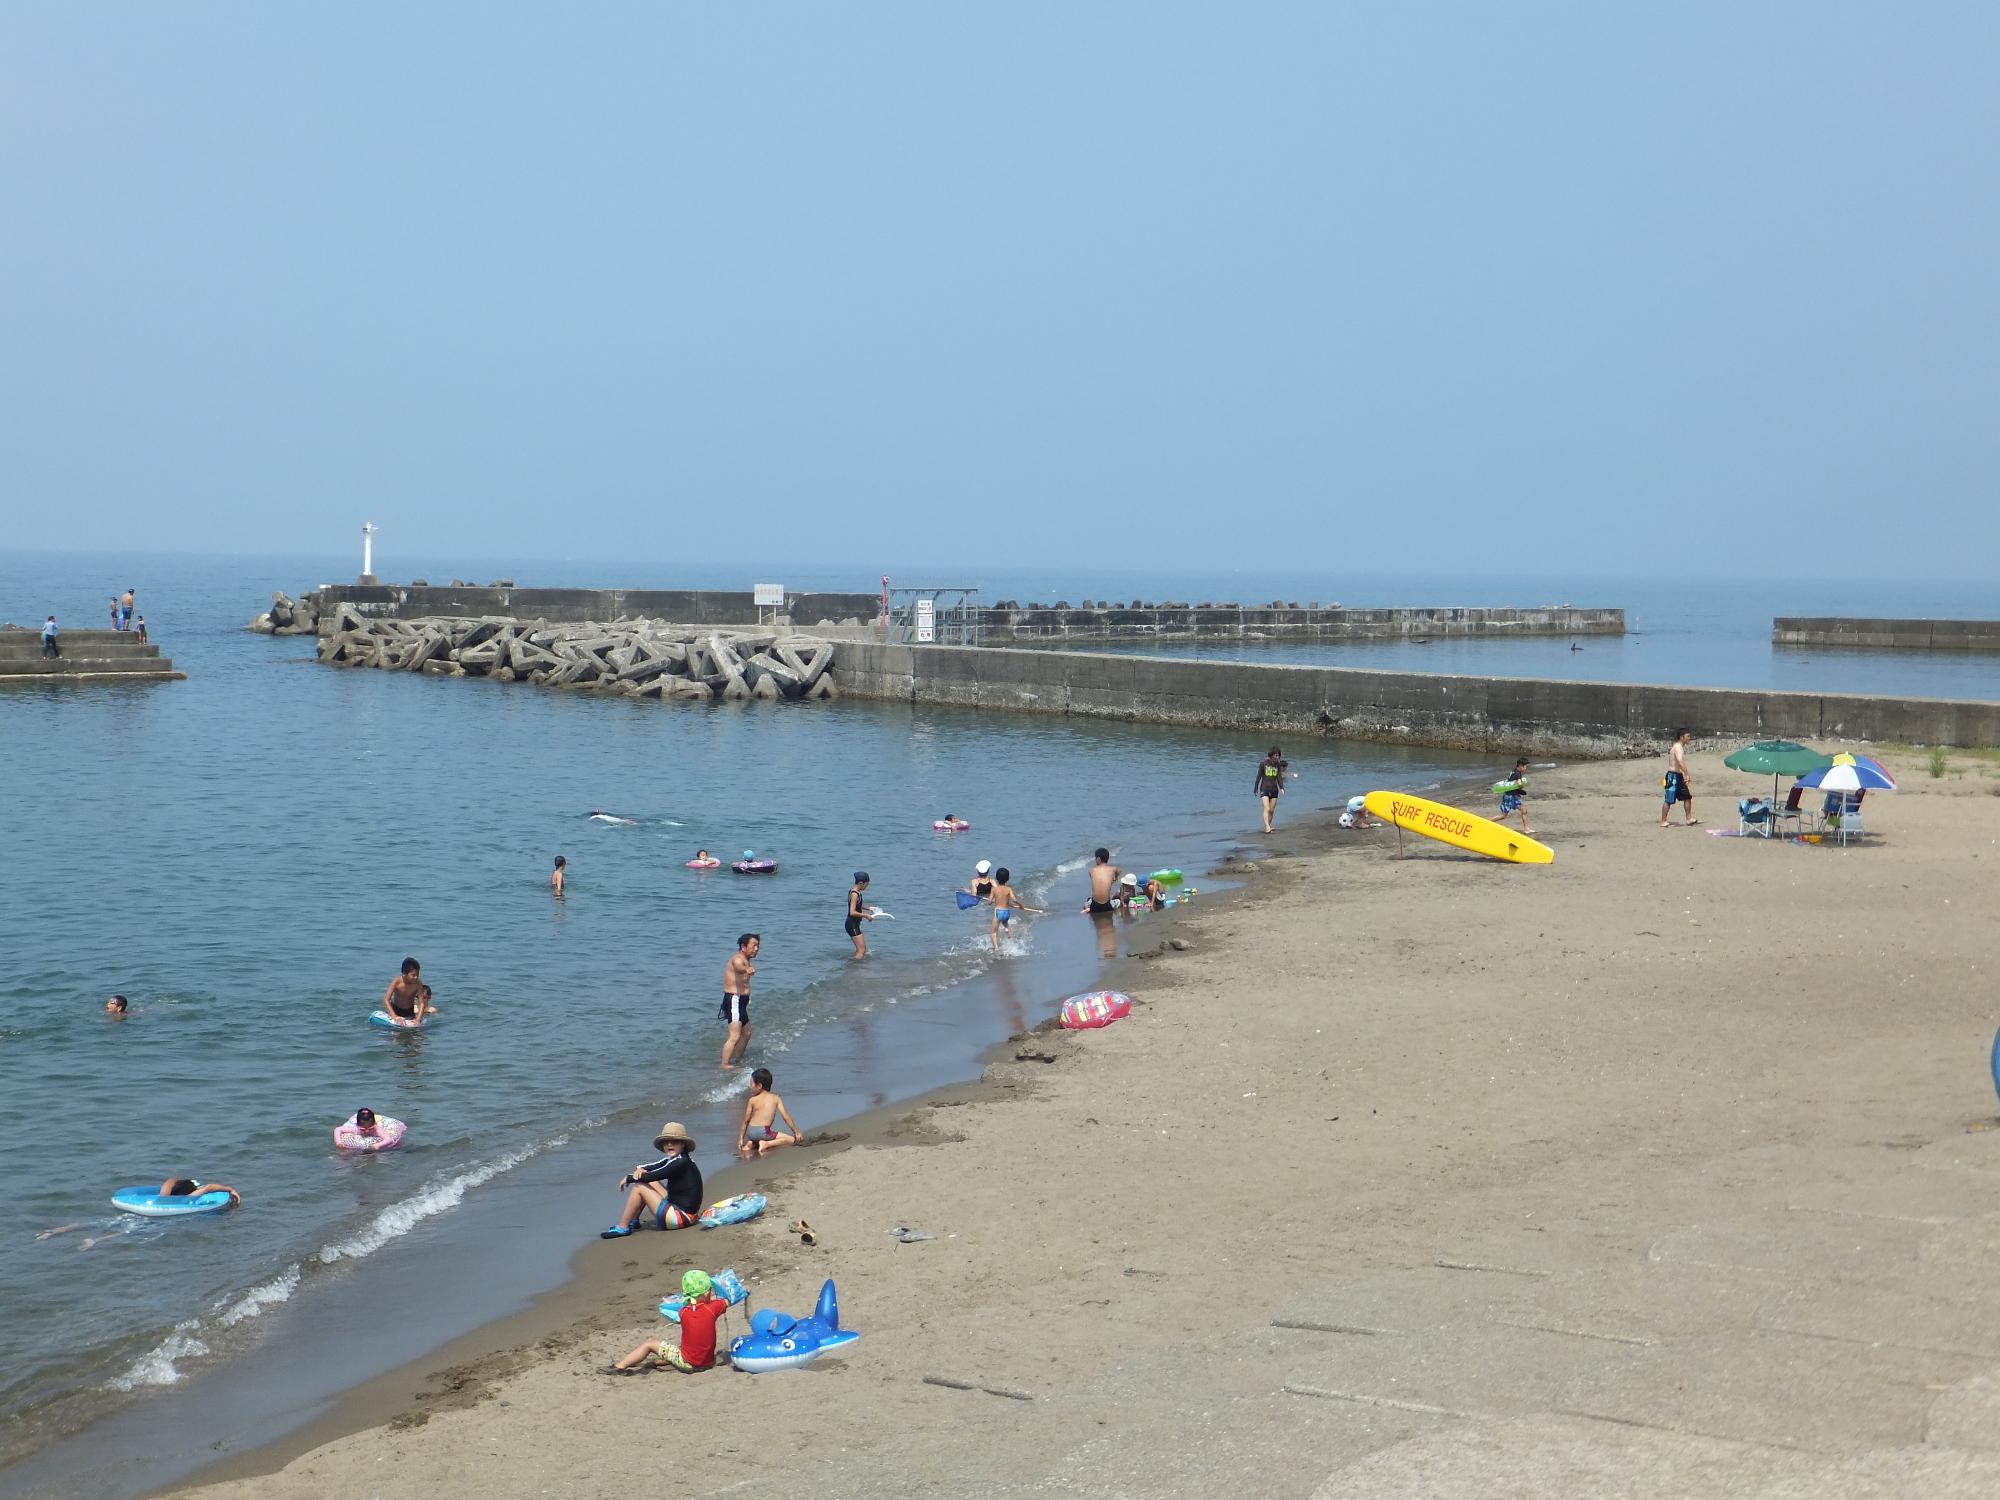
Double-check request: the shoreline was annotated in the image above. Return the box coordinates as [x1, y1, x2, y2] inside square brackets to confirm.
[163, 749, 2000, 1498]
[160, 824, 1306, 1497]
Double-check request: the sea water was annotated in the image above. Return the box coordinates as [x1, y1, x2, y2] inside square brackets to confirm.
[0, 552, 1493, 1490]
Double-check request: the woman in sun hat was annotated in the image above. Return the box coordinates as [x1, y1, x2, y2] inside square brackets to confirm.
[600, 1122, 704, 1238]
[970, 859, 994, 901]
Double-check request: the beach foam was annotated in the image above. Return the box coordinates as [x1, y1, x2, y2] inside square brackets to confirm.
[109, 1323, 209, 1391]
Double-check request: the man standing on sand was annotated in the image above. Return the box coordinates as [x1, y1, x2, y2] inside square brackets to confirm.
[720, 933, 758, 1068]
[1660, 728, 1698, 828]
[1085, 848, 1120, 915]
[1256, 746, 1291, 833]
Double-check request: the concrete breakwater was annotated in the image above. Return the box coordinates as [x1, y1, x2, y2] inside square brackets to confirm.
[980, 602, 1623, 645]
[261, 582, 881, 633]
[837, 641, 2000, 754]
[1774, 617, 2000, 653]
[0, 627, 183, 684]
[317, 609, 836, 702]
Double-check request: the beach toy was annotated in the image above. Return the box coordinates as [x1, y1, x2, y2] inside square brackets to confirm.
[659, 1267, 750, 1322]
[1991, 1025, 2000, 1106]
[333, 1113, 407, 1152]
[1148, 869, 1184, 885]
[111, 1187, 235, 1217]
[732, 858, 778, 874]
[1060, 990, 1133, 1030]
[955, 890, 983, 910]
[698, 1192, 768, 1228]
[728, 1278, 860, 1373]
[686, 858, 721, 869]
[368, 1010, 435, 1030]
[932, 819, 971, 832]
[1492, 779, 1525, 794]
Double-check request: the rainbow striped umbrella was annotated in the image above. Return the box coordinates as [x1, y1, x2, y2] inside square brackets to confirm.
[1797, 752, 1897, 793]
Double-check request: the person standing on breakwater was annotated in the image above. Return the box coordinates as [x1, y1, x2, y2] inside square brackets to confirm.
[551, 855, 566, 896]
[134, 615, 147, 643]
[1496, 758, 1535, 835]
[109, 597, 122, 631]
[1660, 729, 1698, 829]
[120, 589, 136, 631]
[720, 934, 757, 1068]
[846, 873, 875, 958]
[382, 958, 430, 1025]
[40, 616, 59, 658]
[1256, 746, 1292, 833]
[1085, 848, 1121, 915]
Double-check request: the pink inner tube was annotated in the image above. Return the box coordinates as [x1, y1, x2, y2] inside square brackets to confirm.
[1059, 991, 1133, 1031]
[334, 1114, 407, 1152]
[686, 859, 721, 868]
[932, 820, 971, 831]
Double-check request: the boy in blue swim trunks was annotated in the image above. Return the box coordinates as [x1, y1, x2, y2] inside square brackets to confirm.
[1659, 729, 1698, 828]
[986, 868, 1042, 952]
[1496, 758, 1534, 835]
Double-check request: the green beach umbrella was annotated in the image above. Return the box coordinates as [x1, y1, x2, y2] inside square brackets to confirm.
[1722, 739, 1834, 808]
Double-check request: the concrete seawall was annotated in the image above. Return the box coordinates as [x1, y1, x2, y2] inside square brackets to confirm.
[0, 628, 183, 684]
[837, 641, 2000, 754]
[1774, 617, 2000, 653]
[982, 603, 1622, 645]
[310, 584, 881, 629]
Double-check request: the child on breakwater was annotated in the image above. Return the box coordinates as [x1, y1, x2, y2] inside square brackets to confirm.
[1496, 758, 1534, 835]
[606, 1270, 728, 1374]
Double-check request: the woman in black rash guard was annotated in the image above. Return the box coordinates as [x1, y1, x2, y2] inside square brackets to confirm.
[600, 1123, 703, 1236]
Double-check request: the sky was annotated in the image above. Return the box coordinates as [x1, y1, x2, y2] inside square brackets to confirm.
[3, 4, 1996, 580]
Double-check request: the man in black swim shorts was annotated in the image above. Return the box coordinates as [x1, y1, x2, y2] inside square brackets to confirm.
[1085, 847, 1120, 915]
[719, 934, 757, 1068]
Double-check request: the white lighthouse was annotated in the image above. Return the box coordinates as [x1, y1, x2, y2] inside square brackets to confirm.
[359, 522, 379, 585]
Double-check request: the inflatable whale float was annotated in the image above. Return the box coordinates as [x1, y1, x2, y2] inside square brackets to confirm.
[728, 1278, 859, 1373]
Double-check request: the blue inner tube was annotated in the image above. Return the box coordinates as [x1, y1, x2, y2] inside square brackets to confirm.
[112, 1187, 233, 1217]
[733, 860, 778, 874]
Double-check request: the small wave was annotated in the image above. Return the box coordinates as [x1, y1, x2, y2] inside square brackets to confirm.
[317, 1133, 567, 1265]
[1053, 855, 1089, 876]
[700, 1074, 748, 1104]
[218, 1264, 300, 1327]
[109, 1323, 208, 1390]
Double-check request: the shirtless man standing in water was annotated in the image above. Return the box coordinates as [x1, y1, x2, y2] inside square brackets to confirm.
[1084, 847, 1121, 916]
[382, 958, 430, 1026]
[720, 934, 758, 1068]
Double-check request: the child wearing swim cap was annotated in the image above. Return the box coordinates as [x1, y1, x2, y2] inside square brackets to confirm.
[607, 1269, 728, 1374]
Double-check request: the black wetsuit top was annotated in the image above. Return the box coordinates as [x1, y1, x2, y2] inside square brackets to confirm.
[1257, 758, 1288, 797]
[632, 1153, 703, 1216]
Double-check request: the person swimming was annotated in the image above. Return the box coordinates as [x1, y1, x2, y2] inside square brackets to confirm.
[382, 958, 430, 1024]
[551, 855, 566, 895]
[105, 994, 129, 1018]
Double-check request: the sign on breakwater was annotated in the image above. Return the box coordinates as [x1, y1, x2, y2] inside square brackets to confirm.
[982, 602, 1622, 645]
[316, 607, 837, 702]
[837, 641, 2000, 754]
[1774, 617, 2000, 653]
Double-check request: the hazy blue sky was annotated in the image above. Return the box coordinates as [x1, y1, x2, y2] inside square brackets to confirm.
[4, 5, 1995, 579]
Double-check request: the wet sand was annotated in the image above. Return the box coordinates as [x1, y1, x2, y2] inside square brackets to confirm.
[174, 751, 2000, 1499]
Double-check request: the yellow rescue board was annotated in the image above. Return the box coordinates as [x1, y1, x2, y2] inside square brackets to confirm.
[1363, 790, 1555, 865]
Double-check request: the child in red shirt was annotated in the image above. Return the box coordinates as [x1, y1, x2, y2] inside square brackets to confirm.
[608, 1270, 728, 1374]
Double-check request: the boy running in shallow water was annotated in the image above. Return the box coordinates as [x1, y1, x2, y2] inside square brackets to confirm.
[738, 1067, 803, 1156]
[986, 868, 1041, 953]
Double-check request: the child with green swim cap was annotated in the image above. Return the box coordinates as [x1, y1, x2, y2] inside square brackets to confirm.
[606, 1269, 728, 1374]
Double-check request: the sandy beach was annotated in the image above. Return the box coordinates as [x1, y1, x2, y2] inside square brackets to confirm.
[174, 749, 2000, 1499]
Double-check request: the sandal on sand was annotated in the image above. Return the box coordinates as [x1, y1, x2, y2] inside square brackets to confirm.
[792, 1219, 816, 1246]
[599, 1224, 636, 1239]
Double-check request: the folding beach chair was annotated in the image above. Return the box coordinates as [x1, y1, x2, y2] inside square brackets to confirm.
[1738, 797, 1777, 838]
[1820, 791, 1866, 846]
[1776, 784, 1807, 839]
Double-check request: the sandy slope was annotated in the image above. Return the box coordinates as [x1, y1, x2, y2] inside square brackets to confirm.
[178, 750, 2000, 1499]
